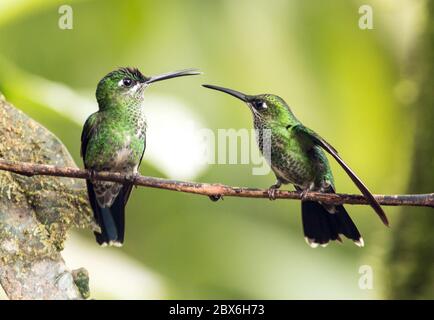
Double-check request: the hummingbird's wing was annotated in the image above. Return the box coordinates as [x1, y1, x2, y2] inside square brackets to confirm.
[81, 113, 129, 245]
[81, 112, 100, 159]
[81, 112, 132, 205]
[291, 124, 389, 226]
[138, 136, 147, 169]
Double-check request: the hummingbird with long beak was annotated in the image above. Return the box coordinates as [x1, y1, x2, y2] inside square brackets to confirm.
[81, 67, 200, 246]
[203, 84, 389, 247]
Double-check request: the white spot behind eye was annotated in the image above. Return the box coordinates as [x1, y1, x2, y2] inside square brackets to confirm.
[261, 102, 268, 109]
[117, 79, 141, 92]
[129, 83, 141, 92]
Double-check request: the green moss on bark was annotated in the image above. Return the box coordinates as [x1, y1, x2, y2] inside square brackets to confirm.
[0, 93, 95, 299]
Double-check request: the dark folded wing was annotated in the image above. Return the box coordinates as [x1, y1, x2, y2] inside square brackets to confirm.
[292, 124, 389, 226]
[81, 112, 99, 161]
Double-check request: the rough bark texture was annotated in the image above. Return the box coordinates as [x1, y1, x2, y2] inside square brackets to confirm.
[0, 93, 94, 299]
[0, 159, 432, 208]
[386, 1, 434, 299]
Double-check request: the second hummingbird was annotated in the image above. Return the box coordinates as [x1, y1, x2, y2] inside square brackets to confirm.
[203, 84, 389, 247]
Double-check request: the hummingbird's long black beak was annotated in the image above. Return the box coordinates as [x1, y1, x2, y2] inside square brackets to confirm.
[146, 68, 202, 84]
[202, 84, 249, 102]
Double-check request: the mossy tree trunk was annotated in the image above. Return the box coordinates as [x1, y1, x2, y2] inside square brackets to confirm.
[0, 94, 94, 299]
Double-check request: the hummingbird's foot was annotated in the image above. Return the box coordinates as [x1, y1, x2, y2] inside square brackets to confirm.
[124, 172, 140, 185]
[89, 169, 98, 184]
[300, 189, 310, 201]
[267, 181, 282, 201]
[209, 194, 223, 202]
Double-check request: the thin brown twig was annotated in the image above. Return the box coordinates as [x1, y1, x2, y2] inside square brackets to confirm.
[0, 159, 433, 207]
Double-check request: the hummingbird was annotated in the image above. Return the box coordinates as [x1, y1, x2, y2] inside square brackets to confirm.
[203, 84, 389, 247]
[81, 67, 200, 246]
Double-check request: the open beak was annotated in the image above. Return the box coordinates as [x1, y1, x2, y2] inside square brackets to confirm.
[145, 68, 202, 84]
[202, 84, 249, 102]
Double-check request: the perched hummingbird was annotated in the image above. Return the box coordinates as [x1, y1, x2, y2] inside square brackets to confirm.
[203, 84, 389, 247]
[81, 67, 200, 246]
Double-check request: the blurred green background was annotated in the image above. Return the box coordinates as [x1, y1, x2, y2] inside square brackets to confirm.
[0, 0, 432, 299]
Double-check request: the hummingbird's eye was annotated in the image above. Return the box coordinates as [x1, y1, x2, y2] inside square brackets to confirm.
[122, 78, 133, 87]
[253, 100, 267, 110]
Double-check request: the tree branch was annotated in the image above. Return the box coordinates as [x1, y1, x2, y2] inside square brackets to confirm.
[1, 159, 433, 208]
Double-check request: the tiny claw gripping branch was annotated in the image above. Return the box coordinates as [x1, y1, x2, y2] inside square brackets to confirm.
[209, 195, 223, 202]
[124, 172, 140, 185]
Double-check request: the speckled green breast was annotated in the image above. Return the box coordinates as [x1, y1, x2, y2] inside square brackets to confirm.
[84, 107, 146, 171]
[255, 119, 332, 190]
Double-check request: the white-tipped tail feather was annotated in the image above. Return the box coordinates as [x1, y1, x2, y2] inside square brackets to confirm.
[354, 237, 365, 248]
[305, 236, 364, 248]
[100, 241, 123, 247]
[305, 237, 320, 248]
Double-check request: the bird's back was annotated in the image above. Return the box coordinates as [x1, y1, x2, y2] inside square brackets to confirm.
[256, 121, 333, 190]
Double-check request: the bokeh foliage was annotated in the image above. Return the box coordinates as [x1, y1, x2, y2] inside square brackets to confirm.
[0, 0, 429, 299]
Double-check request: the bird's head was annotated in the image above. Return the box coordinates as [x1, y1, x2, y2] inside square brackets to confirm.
[96, 67, 201, 108]
[202, 84, 296, 125]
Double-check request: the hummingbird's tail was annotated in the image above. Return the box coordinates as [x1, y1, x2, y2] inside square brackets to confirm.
[301, 201, 363, 247]
[87, 180, 130, 247]
[94, 204, 125, 247]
